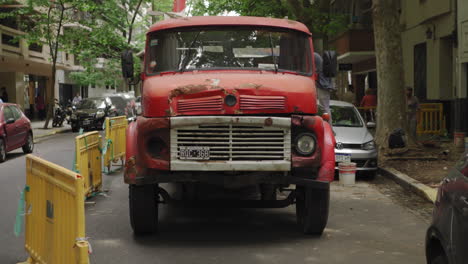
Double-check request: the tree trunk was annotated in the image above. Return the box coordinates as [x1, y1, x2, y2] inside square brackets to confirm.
[43, 64, 55, 129]
[372, 0, 410, 161]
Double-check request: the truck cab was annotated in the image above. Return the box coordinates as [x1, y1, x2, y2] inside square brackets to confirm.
[124, 16, 336, 235]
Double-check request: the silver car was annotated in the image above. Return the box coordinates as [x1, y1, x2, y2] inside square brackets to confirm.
[329, 100, 378, 178]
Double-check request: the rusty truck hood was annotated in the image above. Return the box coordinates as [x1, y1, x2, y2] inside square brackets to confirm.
[142, 72, 317, 117]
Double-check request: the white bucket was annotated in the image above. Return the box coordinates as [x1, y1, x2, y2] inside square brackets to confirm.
[339, 162, 357, 186]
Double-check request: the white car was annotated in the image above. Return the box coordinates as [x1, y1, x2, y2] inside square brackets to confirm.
[327, 100, 378, 178]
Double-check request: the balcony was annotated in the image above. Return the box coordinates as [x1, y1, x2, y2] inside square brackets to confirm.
[329, 29, 375, 64]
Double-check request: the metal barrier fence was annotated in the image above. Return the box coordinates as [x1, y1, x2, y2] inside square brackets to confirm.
[75, 131, 102, 197]
[20, 155, 89, 264]
[356, 103, 445, 135]
[417, 103, 446, 135]
[103, 116, 127, 172]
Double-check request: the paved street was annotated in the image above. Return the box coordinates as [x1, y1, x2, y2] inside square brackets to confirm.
[1, 133, 433, 264]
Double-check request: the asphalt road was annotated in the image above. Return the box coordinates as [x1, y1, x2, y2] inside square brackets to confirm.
[0, 132, 433, 264]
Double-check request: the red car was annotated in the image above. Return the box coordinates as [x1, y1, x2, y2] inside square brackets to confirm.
[0, 103, 34, 162]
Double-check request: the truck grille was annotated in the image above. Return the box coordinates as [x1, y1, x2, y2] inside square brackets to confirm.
[170, 117, 291, 171]
[239, 95, 286, 110]
[177, 96, 223, 113]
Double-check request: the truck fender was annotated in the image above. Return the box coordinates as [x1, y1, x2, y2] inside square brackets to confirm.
[317, 121, 335, 182]
[126, 120, 138, 161]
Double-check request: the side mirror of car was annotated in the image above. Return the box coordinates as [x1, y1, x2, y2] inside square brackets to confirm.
[322, 113, 330, 122]
[6, 118, 15, 124]
[367, 122, 376, 128]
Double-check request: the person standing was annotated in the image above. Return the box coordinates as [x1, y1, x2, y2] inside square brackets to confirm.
[360, 88, 377, 122]
[72, 92, 82, 106]
[406, 87, 420, 140]
[24, 87, 30, 118]
[1, 87, 8, 102]
[314, 52, 334, 123]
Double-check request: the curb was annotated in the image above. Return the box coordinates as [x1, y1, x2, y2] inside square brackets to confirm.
[33, 128, 72, 142]
[379, 166, 437, 204]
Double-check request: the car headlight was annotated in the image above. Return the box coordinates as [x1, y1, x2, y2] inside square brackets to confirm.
[362, 140, 376, 150]
[96, 110, 105, 118]
[295, 133, 316, 156]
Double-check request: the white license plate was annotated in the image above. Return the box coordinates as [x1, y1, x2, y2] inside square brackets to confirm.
[335, 154, 351, 162]
[179, 147, 210, 160]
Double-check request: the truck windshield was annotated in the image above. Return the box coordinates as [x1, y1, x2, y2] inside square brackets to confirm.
[147, 26, 312, 75]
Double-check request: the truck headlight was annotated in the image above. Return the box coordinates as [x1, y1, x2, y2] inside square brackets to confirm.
[362, 140, 376, 150]
[96, 110, 105, 118]
[295, 133, 316, 156]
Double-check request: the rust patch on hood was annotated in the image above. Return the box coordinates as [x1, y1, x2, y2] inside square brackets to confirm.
[237, 83, 262, 89]
[169, 84, 210, 100]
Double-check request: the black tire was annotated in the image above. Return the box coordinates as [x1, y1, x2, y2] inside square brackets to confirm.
[431, 255, 448, 264]
[71, 123, 79, 132]
[129, 184, 158, 235]
[22, 132, 34, 154]
[0, 138, 6, 163]
[296, 186, 330, 235]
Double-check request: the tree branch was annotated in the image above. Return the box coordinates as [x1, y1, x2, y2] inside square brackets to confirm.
[127, 0, 144, 44]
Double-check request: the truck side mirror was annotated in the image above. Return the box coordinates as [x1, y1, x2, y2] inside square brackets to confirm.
[322, 50, 337, 78]
[121, 50, 134, 79]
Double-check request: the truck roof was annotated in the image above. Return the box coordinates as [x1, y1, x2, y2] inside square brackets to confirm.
[148, 16, 311, 35]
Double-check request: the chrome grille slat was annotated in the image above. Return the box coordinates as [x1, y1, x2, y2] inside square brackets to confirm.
[239, 95, 286, 110]
[171, 117, 291, 167]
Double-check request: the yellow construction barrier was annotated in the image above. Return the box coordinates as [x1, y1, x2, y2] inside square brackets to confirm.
[417, 103, 446, 135]
[20, 155, 89, 264]
[103, 116, 127, 172]
[76, 131, 102, 197]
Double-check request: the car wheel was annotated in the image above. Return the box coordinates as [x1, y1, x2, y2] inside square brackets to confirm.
[296, 186, 330, 235]
[22, 133, 34, 154]
[129, 184, 158, 235]
[431, 255, 448, 264]
[0, 138, 6, 162]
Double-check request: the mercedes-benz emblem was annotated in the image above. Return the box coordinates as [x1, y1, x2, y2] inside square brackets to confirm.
[336, 142, 343, 150]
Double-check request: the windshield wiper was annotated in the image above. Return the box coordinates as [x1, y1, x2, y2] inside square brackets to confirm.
[179, 30, 202, 72]
[268, 33, 278, 73]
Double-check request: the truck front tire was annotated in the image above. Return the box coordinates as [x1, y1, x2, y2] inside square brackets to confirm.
[296, 186, 329, 235]
[129, 184, 158, 235]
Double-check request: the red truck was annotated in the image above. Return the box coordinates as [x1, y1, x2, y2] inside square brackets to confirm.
[123, 16, 336, 236]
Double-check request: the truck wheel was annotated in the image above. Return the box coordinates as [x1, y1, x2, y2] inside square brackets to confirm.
[129, 184, 158, 235]
[296, 186, 329, 235]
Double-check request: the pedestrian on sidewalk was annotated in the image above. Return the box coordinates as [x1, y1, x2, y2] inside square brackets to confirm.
[24, 86, 30, 117]
[36, 94, 45, 120]
[72, 93, 82, 106]
[406, 87, 420, 140]
[1, 87, 8, 102]
[360, 88, 377, 122]
[314, 52, 334, 123]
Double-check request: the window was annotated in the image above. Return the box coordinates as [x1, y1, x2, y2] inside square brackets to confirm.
[28, 43, 43, 53]
[111, 85, 115, 90]
[2, 34, 19, 47]
[330, 106, 363, 127]
[10, 106, 22, 120]
[147, 26, 312, 75]
[105, 85, 109, 90]
[3, 106, 14, 122]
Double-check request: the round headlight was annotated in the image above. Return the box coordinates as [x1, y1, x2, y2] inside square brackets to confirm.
[295, 133, 316, 156]
[225, 94, 237, 107]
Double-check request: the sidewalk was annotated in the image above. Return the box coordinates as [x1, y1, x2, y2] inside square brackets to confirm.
[31, 120, 72, 141]
[380, 142, 465, 203]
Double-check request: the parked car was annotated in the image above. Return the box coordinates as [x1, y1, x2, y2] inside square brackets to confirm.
[0, 103, 34, 162]
[107, 96, 137, 122]
[328, 100, 378, 178]
[71, 97, 116, 132]
[425, 151, 468, 264]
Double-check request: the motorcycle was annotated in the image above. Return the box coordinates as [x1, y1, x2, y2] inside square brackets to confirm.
[52, 100, 66, 127]
[65, 101, 74, 125]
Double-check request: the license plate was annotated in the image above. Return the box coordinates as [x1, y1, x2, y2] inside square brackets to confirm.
[83, 120, 91, 125]
[179, 146, 210, 160]
[335, 154, 351, 162]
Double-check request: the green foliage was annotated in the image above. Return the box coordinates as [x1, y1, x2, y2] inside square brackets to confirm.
[189, 0, 347, 37]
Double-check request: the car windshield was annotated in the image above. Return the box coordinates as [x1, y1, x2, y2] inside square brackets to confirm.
[77, 99, 106, 110]
[147, 26, 312, 75]
[109, 97, 128, 110]
[331, 106, 363, 127]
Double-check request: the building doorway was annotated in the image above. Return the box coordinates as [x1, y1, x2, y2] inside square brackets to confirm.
[414, 43, 427, 100]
